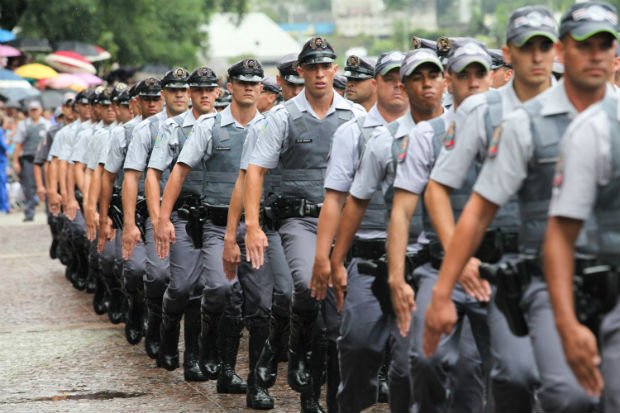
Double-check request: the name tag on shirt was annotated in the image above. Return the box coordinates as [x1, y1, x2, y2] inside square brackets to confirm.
[295, 139, 312, 144]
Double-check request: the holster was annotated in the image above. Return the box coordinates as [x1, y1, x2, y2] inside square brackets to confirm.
[574, 264, 619, 335]
[135, 197, 147, 243]
[479, 261, 529, 336]
[75, 190, 84, 212]
[359, 247, 429, 317]
[108, 190, 124, 230]
[180, 205, 207, 249]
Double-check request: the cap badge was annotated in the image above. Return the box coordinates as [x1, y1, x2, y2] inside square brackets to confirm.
[310, 37, 327, 50]
[115, 83, 127, 92]
[145, 77, 158, 87]
[95, 85, 105, 94]
[514, 12, 555, 28]
[411, 36, 422, 49]
[198, 67, 212, 77]
[243, 59, 258, 69]
[572, 5, 617, 25]
[437, 36, 451, 53]
[346, 55, 360, 68]
[175, 68, 186, 78]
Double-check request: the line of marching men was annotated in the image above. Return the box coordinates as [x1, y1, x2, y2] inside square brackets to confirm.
[38, 2, 620, 412]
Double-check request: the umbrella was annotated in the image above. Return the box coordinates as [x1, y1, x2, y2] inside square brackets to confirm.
[0, 68, 25, 81]
[5, 37, 52, 53]
[40, 89, 76, 110]
[0, 87, 40, 101]
[72, 72, 103, 86]
[0, 29, 16, 43]
[90, 46, 111, 62]
[134, 63, 170, 81]
[15, 63, 58, 79]
[44, 73, 88, 90]
[44, 51, 96, 74]
[0, 45, 20, 57]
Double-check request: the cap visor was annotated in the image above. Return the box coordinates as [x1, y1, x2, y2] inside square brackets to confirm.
[139, 92, 161, 97]
[510, 31, 558, 47]
[233, 74, 263, 82]
[451, 57, 491, 73]
[569, 24, 619, 41]
[284, 74, 304, 84]
[301, 56, 335, 65]
[344, 71, 373, 80]
[164, 83, 188, 89]
[401, 59, 443, 81]
[189, 82, 219, 88]
[377, 63, 401, 76]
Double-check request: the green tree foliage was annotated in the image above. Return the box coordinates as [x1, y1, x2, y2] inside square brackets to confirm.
[5, 0, 248, 68]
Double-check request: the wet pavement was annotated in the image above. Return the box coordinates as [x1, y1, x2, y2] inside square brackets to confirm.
[0, 212, 390, 413]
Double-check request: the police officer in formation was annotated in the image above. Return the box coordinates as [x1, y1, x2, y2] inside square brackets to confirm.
[40, 2, 619, 412]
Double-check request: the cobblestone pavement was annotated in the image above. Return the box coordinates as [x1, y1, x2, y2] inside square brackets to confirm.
[0, 212, 390, 413]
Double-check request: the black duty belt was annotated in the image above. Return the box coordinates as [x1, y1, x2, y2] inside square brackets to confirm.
[173, 194, 202, 213]
[263, 196, 321, 230]
[349, 238, 386, 260]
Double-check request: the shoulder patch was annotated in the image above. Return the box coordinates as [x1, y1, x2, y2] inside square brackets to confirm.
[154, 134, 162, 147]
[398, 135, 409, 162]
[488, 125, 501, 158]
[443, 121, 455, 149]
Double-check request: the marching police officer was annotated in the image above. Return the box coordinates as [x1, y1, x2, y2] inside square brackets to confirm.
[243, 37, 364, 412]
[343, 55, 377, 111]
[147, 66, 219, 381]
[488, 48, 513, 88]
[276, 53, 304, 101]
[157, 58, 272, 407]
[214, 89, 232, 112]
[544, 96, 620, 413]
[257, 77, 281, 113]
[424, 3, 618, 411]
[13, 100, 51, 221]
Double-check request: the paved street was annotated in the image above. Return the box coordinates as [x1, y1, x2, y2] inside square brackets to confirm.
[0, 212, 389, 413]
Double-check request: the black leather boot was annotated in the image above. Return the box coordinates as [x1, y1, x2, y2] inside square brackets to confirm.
[247, 318, 274, 410]
[157, 309, 182, 370]
[125, 290, 145, 345]
[216, 315, 247, 394]
[299, 329, 327, 413]
[107, 287, 125, 324]
[144, 297, 162, 360]
[256, 313, 289, 388]
[183, 300, 207, 381]
[326, 340, 340, 413]
[287, 310, 314, 393]
[377, 342, 390, 403]
[92, 271, 107, 315]
[199, 311, 221, 380]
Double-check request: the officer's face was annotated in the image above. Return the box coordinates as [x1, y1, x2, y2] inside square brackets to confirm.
[447, 63, 491, 108]
[100, 103, 116, 124]
[277, 75, 303, 101]
[298, 62, 337, 98]
[190, 86, 218, 115]
[504, 36, 554, 88]
[28, 107, 42, 121]
[163, 87, 190, 116]
[559, 33, 617, 91]
[345, 78, 376, 105]
[403, 64, 444, 117]
[376, 68, 408, 113]
[139, 95, 163, 117]
[130, 97, 141, 117]
[491, 66, 513, 88]
[91, 104, 101, 121]
[228, 79, 262, 107]
[116, 104, 133, 123]
[77, 103, 90, 120]
[257, 91, 277, 113]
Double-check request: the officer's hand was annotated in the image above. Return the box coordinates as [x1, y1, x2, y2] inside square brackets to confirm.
[331, 261, 348, 312]
[122, 223, 141, 260]
[457, 257, 491, 302]
[97, 220, 113, 253]
[423, 294, 457, 357]
[245, 225, 268, 269]
[85, 208, 99, 241]
[64, 198, 78, 221]
[48, 191, 61, 216]
[223, 236, 241, 281]
[13, 161, 21, 175]
[390, 280, 416, 337]
[155, 218, 175, 259]
[37, 185, 47, 202]
[309, 256, 331, 301]
[558, 322, 603, 397]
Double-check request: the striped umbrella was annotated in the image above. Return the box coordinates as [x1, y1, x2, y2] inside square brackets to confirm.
[44, 51, 96, 74]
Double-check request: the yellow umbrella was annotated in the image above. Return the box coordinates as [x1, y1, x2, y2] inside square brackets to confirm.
[15, 63, 58, 79]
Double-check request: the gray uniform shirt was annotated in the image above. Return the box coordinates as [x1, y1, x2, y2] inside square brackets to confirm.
[87, 122, 116, 170]
[123, 111, 167, 172]
[474, 81, 584, 206]
[57, 120, 85, 163]
[248, 89, 365, 169]
[431, 77, 527, 189]
[177, 105, 263, 168]
[393, 108, 454, 195]
[148, 109, 198, 172]
[70, 120, 100, 164]
[104, 116, 142, 174]
[549, 101, 618, 220]
[13, 117, 51, 144]
[47, 120, 76, 161]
